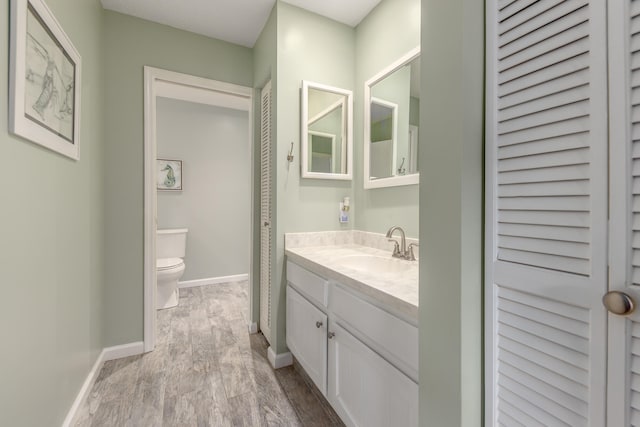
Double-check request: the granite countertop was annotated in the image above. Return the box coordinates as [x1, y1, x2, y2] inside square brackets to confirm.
[285, 244, 419, 324]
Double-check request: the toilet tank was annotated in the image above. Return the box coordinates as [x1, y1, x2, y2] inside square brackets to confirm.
[157, 228, 188, 259]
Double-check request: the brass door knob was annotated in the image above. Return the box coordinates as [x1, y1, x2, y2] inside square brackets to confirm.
[603, 291, 635, 316]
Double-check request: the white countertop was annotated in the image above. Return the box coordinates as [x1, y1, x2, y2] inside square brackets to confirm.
[285, 244, 419, 324]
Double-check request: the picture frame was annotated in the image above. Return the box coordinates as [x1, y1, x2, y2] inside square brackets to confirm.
[157, 159, 183, 191]
[9, 0, 82, 160]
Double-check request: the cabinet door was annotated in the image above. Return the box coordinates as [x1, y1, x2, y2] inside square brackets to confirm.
[327, 321, 418, 427]
[286, 285, 327, 395]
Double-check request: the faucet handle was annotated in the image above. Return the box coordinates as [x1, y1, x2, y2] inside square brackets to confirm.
[388, 239, 402, 257]
[408, 243, 419, 261]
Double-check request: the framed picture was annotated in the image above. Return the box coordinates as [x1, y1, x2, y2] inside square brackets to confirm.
[9, 0, 82, 160]
[157, 159, 183, 191]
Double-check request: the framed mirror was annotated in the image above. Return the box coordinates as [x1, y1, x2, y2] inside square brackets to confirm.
[364, 47, 420, 189]
[301, 81, 353, 180]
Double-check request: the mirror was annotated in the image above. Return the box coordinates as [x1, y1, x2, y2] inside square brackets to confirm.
[364, 47, 420, 189]
[301, 81, 353, 180]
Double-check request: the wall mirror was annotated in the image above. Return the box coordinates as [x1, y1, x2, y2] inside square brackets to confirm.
[364, 47, 420, 189]
[301, 81, 353, 180]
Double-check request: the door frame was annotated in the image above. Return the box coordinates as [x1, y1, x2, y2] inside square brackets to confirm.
[143, 66, 254, 352]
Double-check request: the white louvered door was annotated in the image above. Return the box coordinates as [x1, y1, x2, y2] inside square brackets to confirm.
[260, 81, 272, 343]
[608, 0, 640, 425]
[485, 0, 609, 425]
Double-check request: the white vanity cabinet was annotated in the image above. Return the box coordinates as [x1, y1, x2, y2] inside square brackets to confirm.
[285, 260, 418, 427]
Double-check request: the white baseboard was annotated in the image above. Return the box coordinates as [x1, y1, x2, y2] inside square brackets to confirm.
[267, 346, 293, 369]
[248, 322, 258, 334]
[103, 341, 145, 361]
[179, 273, 249, 289]
[62, 341, 144, 427]
[61, 349, 106, 427]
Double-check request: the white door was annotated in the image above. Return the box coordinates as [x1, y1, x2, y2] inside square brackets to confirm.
[260, 80, 273, 343]
[607, 0, 640, 424]
[286, 286, 328, 395]
[485, 0, 609, 424]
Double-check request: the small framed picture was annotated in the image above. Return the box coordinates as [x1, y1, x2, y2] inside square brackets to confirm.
[9, 0, 82, 160]
[157, 159, 183, 191]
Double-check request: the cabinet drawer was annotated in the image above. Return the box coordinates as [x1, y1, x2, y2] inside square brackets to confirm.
[286, 260, 328, 309]
[331, 284, 418, 381]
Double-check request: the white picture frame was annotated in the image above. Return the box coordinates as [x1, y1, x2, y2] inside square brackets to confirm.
[157, 159, 183, 191]
[9, 0, 82, 160]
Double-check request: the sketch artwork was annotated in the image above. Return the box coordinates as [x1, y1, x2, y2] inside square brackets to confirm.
[25, 3, 75, 142]
[157, 159, 183, 191]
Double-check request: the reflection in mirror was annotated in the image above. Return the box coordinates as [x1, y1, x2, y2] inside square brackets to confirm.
[301, 81, 353, 180]
[365, 47, 420, 189]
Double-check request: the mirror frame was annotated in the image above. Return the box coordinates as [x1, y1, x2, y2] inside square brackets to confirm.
[301, 80, 353, 180]
[364, 46, 420, 189]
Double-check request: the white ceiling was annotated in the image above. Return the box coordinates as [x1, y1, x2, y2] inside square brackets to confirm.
[100, 0, 382, 48]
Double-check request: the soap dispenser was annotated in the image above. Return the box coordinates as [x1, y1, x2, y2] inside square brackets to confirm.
[339, 197, 350, 223]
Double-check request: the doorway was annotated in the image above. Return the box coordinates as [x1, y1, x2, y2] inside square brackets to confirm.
[143, 67, 254, 351]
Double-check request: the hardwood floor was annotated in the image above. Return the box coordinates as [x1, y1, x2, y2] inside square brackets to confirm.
[74, 282, 343, 426]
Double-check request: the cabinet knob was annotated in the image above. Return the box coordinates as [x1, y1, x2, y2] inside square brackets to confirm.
[328, 332, 335, 339]
[316, 321, 323, 328]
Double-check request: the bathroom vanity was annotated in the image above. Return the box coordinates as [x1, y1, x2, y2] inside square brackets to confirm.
[284, 232, 418, 427]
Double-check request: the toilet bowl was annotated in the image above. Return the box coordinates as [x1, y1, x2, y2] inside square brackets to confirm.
[156, 228, 188, 310]
[156, 257, 185, 309]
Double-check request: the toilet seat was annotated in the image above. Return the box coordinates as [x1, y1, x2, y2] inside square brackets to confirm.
[157, 257, 184, 271]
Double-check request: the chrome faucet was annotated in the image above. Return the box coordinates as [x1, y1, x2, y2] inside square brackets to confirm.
[385, 226, 407, 259]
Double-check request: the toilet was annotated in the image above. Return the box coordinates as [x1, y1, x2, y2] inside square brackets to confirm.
[156, 228, 188, 309]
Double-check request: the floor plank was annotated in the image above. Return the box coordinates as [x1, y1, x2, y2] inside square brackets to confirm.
[74, 281, 343, 426]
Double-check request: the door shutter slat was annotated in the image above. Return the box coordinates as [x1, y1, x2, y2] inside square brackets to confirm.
[497, 116, 590, 147]
[498, 147, 589, 171]
[498, 180, 590, 197]
[498, 165, 590, 186]
[498, 236, 589, 259]
[498, 249, 589, 275]
[498, 134, 588, 159]
[498, 195, 589, 211]
[498, 222, 590, 243]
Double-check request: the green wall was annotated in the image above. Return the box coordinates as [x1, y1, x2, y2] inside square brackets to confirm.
[272, 1, 356, 353]
[103, 11, 253, 346]
[354, 0, 421, 238]
[0, 0, 105, 424]
[419, 0, 484, 425]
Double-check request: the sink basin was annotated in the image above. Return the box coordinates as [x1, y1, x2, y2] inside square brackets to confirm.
[334, 254, 416, 275]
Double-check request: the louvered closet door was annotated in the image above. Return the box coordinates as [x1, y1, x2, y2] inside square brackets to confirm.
[260, 81, 272, 344]
[485, 0, 609, 425]
[608, 0, 640, 425]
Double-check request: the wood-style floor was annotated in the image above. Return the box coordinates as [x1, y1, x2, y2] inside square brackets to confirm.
[74, 282, 343, 426]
